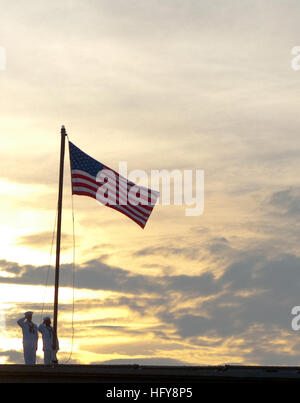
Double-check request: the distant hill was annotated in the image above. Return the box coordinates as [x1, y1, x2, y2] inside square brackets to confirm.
[95, 357, 193, 366]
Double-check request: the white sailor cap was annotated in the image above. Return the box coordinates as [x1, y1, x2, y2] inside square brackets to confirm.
[25, 311, 33, 316]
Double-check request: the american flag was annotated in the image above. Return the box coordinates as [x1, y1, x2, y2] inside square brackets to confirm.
[69, 141, 159, 229]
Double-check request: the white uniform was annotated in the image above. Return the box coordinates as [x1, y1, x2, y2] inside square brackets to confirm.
[17, 317, 38, 365]
[38, 323, 59, 365]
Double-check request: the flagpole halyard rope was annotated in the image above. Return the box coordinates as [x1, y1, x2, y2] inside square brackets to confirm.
[63, 135, 76, 364]
[38, 208, 57, 364]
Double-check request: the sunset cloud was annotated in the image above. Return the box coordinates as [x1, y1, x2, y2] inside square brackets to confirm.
[1, 0, 300, 365]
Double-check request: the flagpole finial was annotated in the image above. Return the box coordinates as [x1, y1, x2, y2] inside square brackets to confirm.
[61, 125, 66, 136]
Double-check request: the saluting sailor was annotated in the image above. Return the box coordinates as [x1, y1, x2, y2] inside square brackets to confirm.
[17, 311, 38, 365]
[38, 316, 59, 365]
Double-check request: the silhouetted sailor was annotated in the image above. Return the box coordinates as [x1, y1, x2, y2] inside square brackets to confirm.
[17, 311, 38, 365]
[38, 316, 59, 365]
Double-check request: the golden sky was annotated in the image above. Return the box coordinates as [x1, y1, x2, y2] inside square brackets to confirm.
[1, 0, 300, 365]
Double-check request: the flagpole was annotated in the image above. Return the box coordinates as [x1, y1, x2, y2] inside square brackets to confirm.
[53, 125, 67, 354]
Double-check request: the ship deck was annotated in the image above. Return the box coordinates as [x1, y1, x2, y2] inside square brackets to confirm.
[0, 364, 300, 383]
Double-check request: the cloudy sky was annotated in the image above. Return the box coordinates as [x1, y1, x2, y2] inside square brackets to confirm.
[1, 0, 300, 365]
